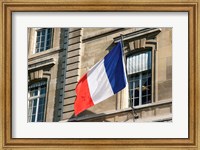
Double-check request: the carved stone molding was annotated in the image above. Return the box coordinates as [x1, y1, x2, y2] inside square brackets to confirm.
[28, 58, 55, 80]
[114, 28, 161, 52]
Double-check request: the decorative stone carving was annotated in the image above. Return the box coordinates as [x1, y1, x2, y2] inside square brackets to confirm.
[28, 58, 55, 80]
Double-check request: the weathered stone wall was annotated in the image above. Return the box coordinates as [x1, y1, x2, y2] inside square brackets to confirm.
[28, 27, 172, 122]
[62, 28, 82, 120]
[28, 28, 64, 122]
[156, 28, 172, 102]
[63, 27, 172, 121]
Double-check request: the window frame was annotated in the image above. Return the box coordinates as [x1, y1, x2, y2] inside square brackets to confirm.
[28, 80, 47, 122]
[34, 28, 53, 53]
[126, 48, 154, 107]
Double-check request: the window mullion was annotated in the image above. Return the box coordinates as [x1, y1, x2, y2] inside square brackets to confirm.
[39, 31, 42, 52]
[44, 29, 47, 50]
[133, 81, 135, 107]
[139, 73, 142, 105]
[29, 100, 34, 122]
[35, 87, 40, 122]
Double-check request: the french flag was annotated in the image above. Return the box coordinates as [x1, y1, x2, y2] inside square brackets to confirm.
[74, 42, 127, 116]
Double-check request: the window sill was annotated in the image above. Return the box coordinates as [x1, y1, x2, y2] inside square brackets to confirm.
[28, 46, 62, 61]
[133, 98, 172, 110]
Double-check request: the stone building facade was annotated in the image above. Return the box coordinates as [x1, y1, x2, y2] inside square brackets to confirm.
[28, 27, 172, 122]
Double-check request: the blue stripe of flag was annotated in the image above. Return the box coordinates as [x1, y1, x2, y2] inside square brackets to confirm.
[104, 42, 127, 94]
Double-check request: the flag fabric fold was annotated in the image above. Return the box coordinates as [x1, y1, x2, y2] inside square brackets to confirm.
[74, 42, 127, 116]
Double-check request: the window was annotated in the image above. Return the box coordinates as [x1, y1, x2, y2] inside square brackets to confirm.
[35, 28, 53, 53]
[28, 80, 47, 122]
[127, 50, 152, 107]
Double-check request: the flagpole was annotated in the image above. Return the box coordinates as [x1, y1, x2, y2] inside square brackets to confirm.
[120, 35, 136, 122]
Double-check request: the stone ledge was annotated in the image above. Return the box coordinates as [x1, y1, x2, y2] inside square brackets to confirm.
[60, 99, 172, 122]
[28, 58, 55, 72]
[28, 46, 62, 61]
[130, 114, 172, 122]
[114, 28, 161, 43]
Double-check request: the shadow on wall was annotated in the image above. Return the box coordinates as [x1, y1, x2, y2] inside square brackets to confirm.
[67, 110, 98, 122]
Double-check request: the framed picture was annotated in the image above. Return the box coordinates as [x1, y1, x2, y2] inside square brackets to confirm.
[0, 0, 199, 149]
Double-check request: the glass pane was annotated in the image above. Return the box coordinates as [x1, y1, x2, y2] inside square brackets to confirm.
[42, 29, 45, 35]
[39, 97, 45, 105]
[32, 106, 36, 114]
[47, 28, 52, 33]
[148, 77, 152, 85]
[37, 31, 41, 36]
[40, 88, 46, 95]
[147, 95, 152, 103]
[142, 70, 150, 77]
[134, 98, 139, 106]
[40, 47, 44, 51]
[46, 45, 50, 50]
[41, 42, 44, 47]
[35, 90, 38, 96]
[133, 73, 139, 80]
[33, 99, 37, 107]
[134, 89, 139, 98]
[47, 34, 51, 40]
[38, 105, 44, 113]
[142, 78, 148, 86]
[142, 86, 148, 96]
[37, 113, 41, 121]
[46, 40, 51, 50]
[46, 40, 50, 46]
[41, 36, 45, 42]
[147, 86, 151, 95]
[129, 81, 133, 90]
[37, 113, 44, 122]
[129, 90, 133, 97]
[134, 80, 139, 88]
[142, 71, 148, 79]
[31, 115, 35, 122]
[142, 96, 148, 104]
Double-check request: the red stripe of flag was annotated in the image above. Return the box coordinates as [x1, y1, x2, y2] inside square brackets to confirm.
[74, 74, 94, 116]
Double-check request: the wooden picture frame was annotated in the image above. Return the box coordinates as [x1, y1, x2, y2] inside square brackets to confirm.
[0, 0, 199, 149]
